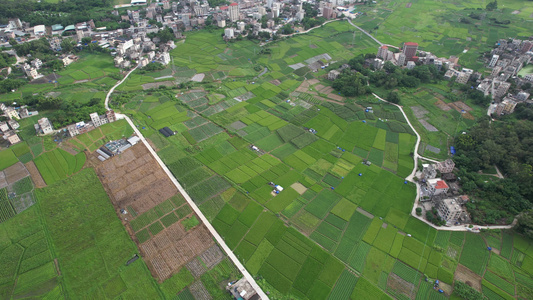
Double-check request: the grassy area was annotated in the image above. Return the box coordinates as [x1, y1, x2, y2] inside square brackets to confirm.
[0, 149, 18, 171]
[354, 0, 533, 70]
[0, 206, 60, 298]
[35, 168, 161, 298]
[376, 83, 486, 160]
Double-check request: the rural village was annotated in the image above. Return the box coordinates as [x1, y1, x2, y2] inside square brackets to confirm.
[1, 0, 533, 299]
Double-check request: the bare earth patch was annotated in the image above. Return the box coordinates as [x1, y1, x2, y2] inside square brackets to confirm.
[4, 162, 30, 185]
[314, 84, 326, 92]
[291, 182, 307, 195]
[419, 120, 439, 132]
[25, 161, 46, 188]
[449, 102, 475, 120]
[406, 2, 412, 8]
[452, 101, 472, 112]
[0, 172, 6, 189]
[189, 280, 212, 300]
[141, 223, 214, 282]
[327, 93, 344, 102]
[411, 106, 429, 119]
[60, 144, 79, 155]
[191, 73, 205, 82]
[435, 99, 452, 111]
[454, 264, 482, 292]
[357, 207, 374, 219]
[270, 79, 281, 86]
[309, 44, 318, 49]
[387, 273, 416, 299]
[321, 86, 334, 94]
[296, 81, 311, 93]
[97, 144, 177, 215]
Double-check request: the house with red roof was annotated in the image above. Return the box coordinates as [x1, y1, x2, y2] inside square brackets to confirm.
[427, 178, 449, 196]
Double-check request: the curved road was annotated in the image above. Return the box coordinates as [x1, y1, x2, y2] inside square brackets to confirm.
[342, 17, 515, 231]
[371, 93, 514, 231]
[105, 68, 269, 299]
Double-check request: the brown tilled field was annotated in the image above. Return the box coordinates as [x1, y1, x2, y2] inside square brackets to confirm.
[97, 144, 177, 215]
[454, 264, 482, 292]
[142, 223, 214, 281]
[387, 273, 416, 299]
[3, 162, 30, 185]
[96, 143, 218, 282]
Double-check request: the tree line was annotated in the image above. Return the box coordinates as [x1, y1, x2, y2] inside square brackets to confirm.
[0, 0, 130, 28]
[10, 94, 105, 128]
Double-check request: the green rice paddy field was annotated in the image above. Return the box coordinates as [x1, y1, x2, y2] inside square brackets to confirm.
[118, 23, 533, 299]
[134, 87, 533, 299]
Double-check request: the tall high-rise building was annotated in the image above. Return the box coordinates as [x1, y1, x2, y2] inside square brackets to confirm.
[398, 53, 406, 66]
[229, 3, 239, 22]
[377, 45, 388, 59]
[489, 55, 499, 68]
[403, 42, 418, 60]
[520, 41, 533, 54]
[322, 7, 334, 19]
[90, 113, 102, 127]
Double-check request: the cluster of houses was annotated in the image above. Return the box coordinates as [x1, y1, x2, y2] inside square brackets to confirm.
[65, 110, 117, 138]
[0, 0, 376, 78]
[113, 38, 173, 69]
[478, 38, 533, 116]
[22, 58, 43, 80]
[374, 42, 461, 72]
[0, 103, 39, 145]
[372, 38, 533, 117]
[417, 159, 471, 225]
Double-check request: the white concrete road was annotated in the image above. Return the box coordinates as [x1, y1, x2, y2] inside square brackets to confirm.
[342, 14, 515, 231]
[105, 69, 269, 299]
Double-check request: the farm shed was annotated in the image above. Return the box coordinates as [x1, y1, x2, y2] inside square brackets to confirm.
[99, 147, 113, 157]
[159, 127, 175, 137]
[127, 136, 141, 145]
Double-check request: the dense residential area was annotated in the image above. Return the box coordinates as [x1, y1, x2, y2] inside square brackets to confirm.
[1, 0, 533, 300]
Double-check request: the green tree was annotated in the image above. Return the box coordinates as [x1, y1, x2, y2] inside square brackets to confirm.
[517, 209, 533, 239]
[280, 23, 294, 34]
[81, 37, 92, 44]
[60, 38, 75, 53]
[332, 70, 369, 97]
[454, 281, 487, 300]
[486, 0, 497, 11]
[388, 91, 400, 104]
